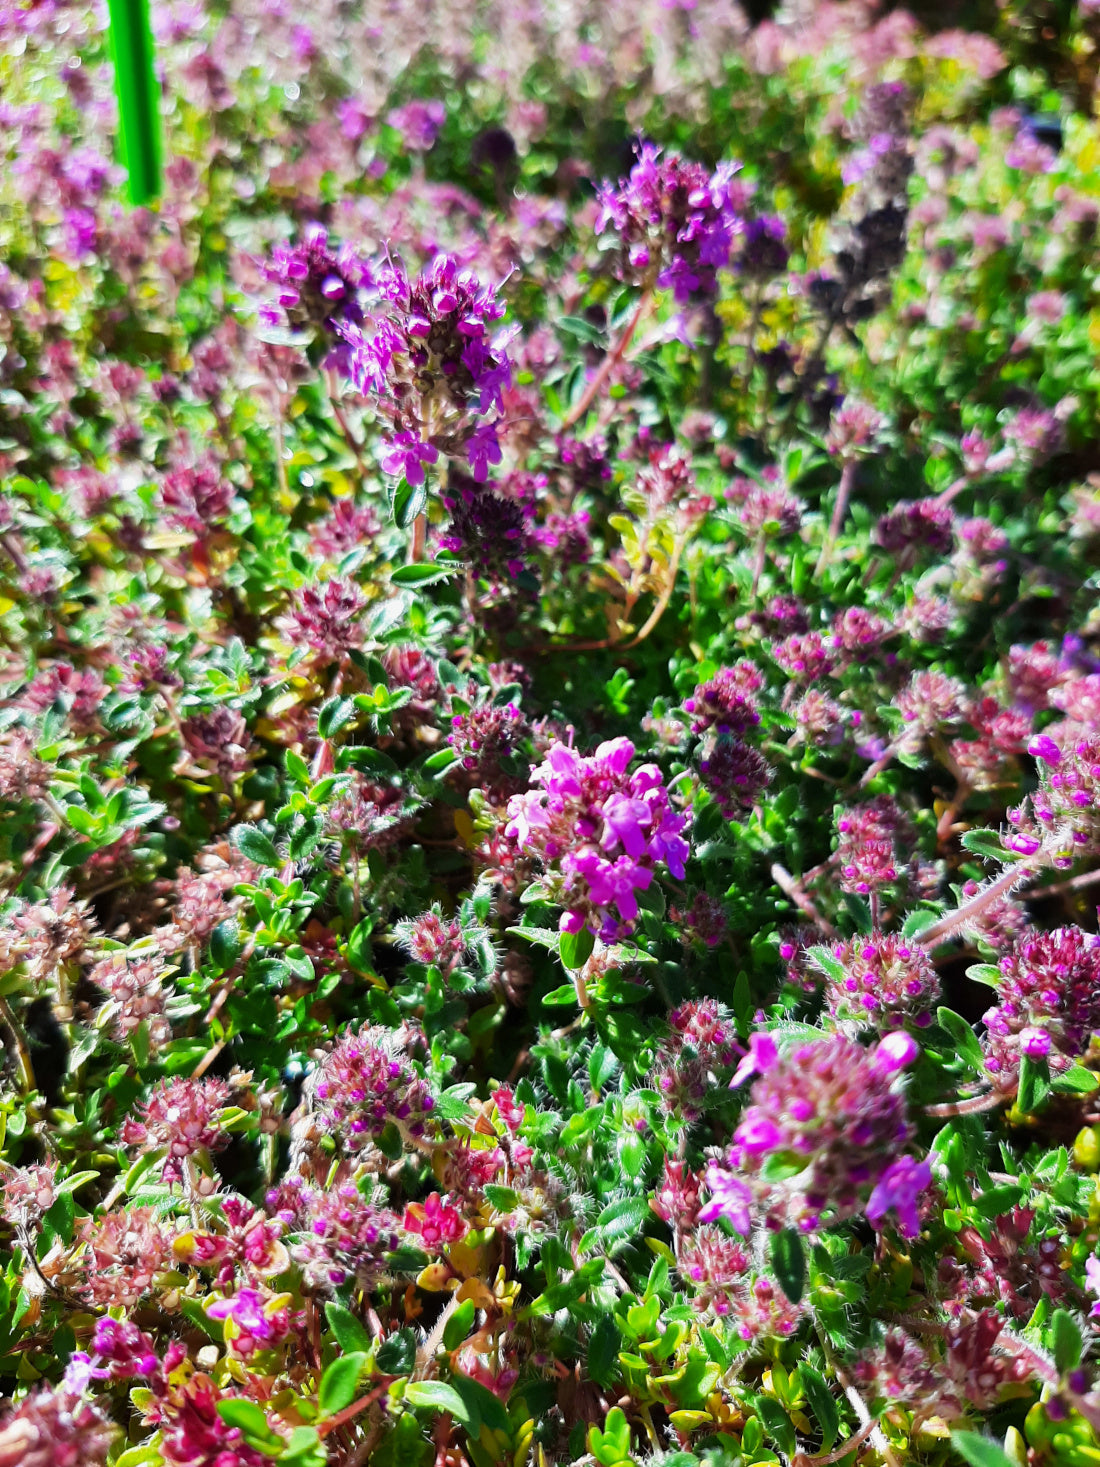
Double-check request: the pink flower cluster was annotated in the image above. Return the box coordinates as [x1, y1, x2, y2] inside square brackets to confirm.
[344, 253, 512, 486]
[272, 1178, 399, 1292]
[1011, 731, 1100, 866]
[313, 1023, 437, 1149]
[504, 736, 690, 938]
[596, 143, 745, 302]
[982, 926, 1100, 1091]
[702, 1030, 928, 1234]
[818, 931, 941, 1029]
[120, 1077, 231, 1183]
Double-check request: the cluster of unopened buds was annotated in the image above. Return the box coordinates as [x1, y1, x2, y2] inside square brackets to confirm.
[1009, 732, 1100, 867]
[982, 925, 1100, 1091]
[816, 931, 941, 1029]
[312, 1023, 437, 1148]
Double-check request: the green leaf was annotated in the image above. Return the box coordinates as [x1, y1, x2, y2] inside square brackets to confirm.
[374, 1328, 417, 1375]
[754, 1393, 796, 1456]
[593, 1195, 650, 1248]
[318, 1352, 366, 1416]
[541, 984, 577, 1005]
[423, 748, 461, 774]
[392, 479, 428, 529]
[799, 1365, 839, 1452]
[559, 926, 595, 970]
[279, 1426, 327, 1467]
[1052, 1308, 1084, 1374]
[901, 909, 940, 939]
[54, 1169, 99, 1196]
[216, 1399, 274, 1440]
[769, 1228, 805, 1305]
[391, 562, 462, 588]
[966, 963, 1003, 989]
[807, 945, 845, 984]
[557, 315, 607, 345]
[451, 1374, 510, 1433]
[1017, 1055, 1051, 1115]
[209, 920, 241, 974]
[483, 1184, 521, 1212]
[936, 1007, 985, 1073]
[442, 1298, 477, 1351]
[404, 1381, 479, 1434]
[317, 698, 357, 740]
[324, 1303, 372, 1356]
[952, 1430, 1019, 1467]
[232, 825, 280, 867]
[960, 828, 1012, 863]
[1051, 1065, 1099, 1095]
[587, 1315, 621, 1389]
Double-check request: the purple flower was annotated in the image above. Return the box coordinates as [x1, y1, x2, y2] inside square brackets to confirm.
[382, 432, 439, 487]
[698, 1163, 752, 1233]
[466, 421, 502, 483]
[866, 1156, 932, 1238]
[1086, 1254, 1100, 1316]
[343, 255, 513, 487]
[1028, 734, 1061, 765]
[715, 1033, 917, 1232]
[730, 1032, 778, 1089]
[505, 737, 690, 939]
[596, 143, 744, 302]
[873, 1030, 921, 1074]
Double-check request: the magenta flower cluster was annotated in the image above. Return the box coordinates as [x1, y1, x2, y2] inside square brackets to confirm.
[596, 143, 745, 302]
[702, 1030, 929, 1235]
[505, 736, 690, 939]
[343, 253, 512, 485]
[818, 931, 941, 1029]
[312, 1023, 437, 1149]
[259, 223, 369, 369]
[982, 925, 1100, 1090]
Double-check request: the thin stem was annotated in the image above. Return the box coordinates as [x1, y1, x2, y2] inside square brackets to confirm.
[936, 474, 969, 505]
[816, 459, 857, 576]
[749, 532, 767, 599]
[917, 862, 1038, 948]
[325, 369, 369, 478]
[317, 1383, 390, 1438]
[562, 291, 653, 432]
[409, 512, 427, 564]
[821, 1341, 901, 1467]
[623, 533, 688, 648]
[924, 1089, 1005, 1118]
[771, 863, 837, 937]
[796, 1418, 878, 1467]
[0, 995, 34, 1092]
[1026, 864, 1100, 899]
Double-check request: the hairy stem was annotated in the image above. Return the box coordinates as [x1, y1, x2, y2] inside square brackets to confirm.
[917, 861, 1038, 948]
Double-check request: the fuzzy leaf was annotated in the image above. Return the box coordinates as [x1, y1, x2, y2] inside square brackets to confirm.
[324, 1302, 372, 1356]
[952, 1431, 1019, 1467]
[769, 1228, 805, 1305]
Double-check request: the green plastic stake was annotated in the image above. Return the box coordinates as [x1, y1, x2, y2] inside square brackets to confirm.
[106, 0, 162, 205]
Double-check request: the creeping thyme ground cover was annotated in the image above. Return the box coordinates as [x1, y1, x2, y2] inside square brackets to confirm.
[13, 3, 1100, 1466]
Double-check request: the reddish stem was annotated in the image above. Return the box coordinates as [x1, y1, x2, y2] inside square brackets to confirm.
[562, 291, 652, 431]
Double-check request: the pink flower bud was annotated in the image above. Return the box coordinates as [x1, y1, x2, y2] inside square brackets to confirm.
[1028, 734, 1061, 765]
[874, 1031, 920, 1074]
